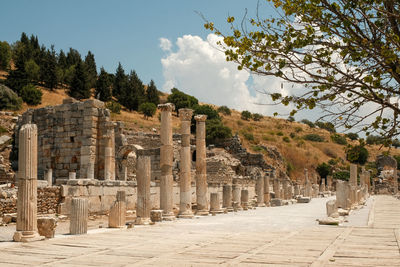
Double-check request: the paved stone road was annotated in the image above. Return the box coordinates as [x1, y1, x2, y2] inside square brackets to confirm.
[0, 195, 399, 266]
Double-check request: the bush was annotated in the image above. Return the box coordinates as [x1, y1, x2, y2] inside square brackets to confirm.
[252, 113, 263, 121]
[252, 145, 266, 152]
[289, 132, 296, 139]
[20, 84, 42, 106]
[217, 105, 231, 115]
[300, 119, 315, 128]
[241, 110, 252, 120]
[346, 143, 369, 165]
[294, 126, 302, 133]
[277, 131, 284, 136]
[0, 84, 22, 111]
[243, 132, 254, 141]
[303, 134, 324, 142]
[106, 100, 121, 114]
[315, 121, 336, 133]
[333, 171, 350, 181]
[138, 102, 157, 118]
[316, 162, 331, 178]
[366, 135, 385, 145]
[167, 88, 198, 113]
[287, 116, 295, 122]
[206, 118, 232, 145]
[286, 161, 294, 175]
[331, 133, 347, 145]
[282, 136, 290, 143]
[345, 132, 359, 140]
[323, 147, 337, 158]
[193, 104, 220, 121]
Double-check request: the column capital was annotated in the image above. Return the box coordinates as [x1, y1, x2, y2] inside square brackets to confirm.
[179, 108, 193, 121]
[194, 114, 207, 122]
[158, 103, 175, 112]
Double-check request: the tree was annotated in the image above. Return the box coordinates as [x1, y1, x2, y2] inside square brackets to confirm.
[346, 142, 369, 165]
[0, 41, 11, 70]
[95, 67, 113, 102]
[120, 70, 145, 111]
[316, 162, 331, 179]
[206, 0, 400, 140]
[252, 113, 263, 121]
[84, 51, 97, 88]
[139, 102, 157, 119]
[41, 46, 58, 90]
[24, 59, 40, 83]
[113, 62, 127, 99]
[68, 60, 90, 99]
[346, 133, 359, 141]
[146, 80, 159, 105]
[66, 48, 81, 67]
[241, 110, 252, 120]
[20, 84, 42, 105]
[167, 88, 198, 114]
[217, 105, 231, 115]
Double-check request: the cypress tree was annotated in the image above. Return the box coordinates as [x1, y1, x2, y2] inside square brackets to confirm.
[66, 48, 81, 67]
[84, 51, 97, 88]
[68, 60, 90, 99]
[95, 67, 113, 102]
[113, 62, 127, 99]
[146, 80, 159, 105]
[58, 49, 67, 69]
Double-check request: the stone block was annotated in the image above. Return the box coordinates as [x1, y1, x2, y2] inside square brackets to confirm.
[270, 198, 283, 206]
[150, 210, 163, 222]
[297, 197, 311, 203]
[37, 217, 57, 238]
[326, 200, 338, 217]
[88, 185, 103, 196]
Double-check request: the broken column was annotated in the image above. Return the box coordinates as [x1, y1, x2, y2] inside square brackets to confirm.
[336, 180, 349, 209]
[350, 164, 357, 186]
[178, 108, 194, 219]
[45, 169, 52, 187]
[195, 114, 209, 216]
[264, 173, 271, 206]
[256, 175, 265, 207]
[241, 189, 249, 210]
[327, 175, 333, 191]
[104, 122, 115, 180]
[13, 124, 41, 242]
[273, 178, 280, 199]
[210, 193, 223, 214]
[70, 198, 88, 235]
[222, 184, 233, 212]
[158, 103, 176, 220]
[109, 191, 126, 228]
[135, 154, 152, 225]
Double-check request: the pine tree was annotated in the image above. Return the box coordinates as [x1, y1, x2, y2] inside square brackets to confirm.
[113, 62, 127, 99]
[58, 49, 67, 69]
[66, 48, 81, 67]
[84, 51, 97, 88]
[146, 80, 159, 105]
[95, 67, 112, 102]
[68, 60, 90, 99]
[41, 46, 58, 90]
[120, 70, 145, 111]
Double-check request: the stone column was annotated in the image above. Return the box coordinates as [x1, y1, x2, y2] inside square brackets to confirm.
[210, 193, 223, 214]
[178, 108, 194, 218]
[273, 178, 280, 199]
[294, 184, 300, 196]
[158, 103, 176, 220]
[283, 179, 290, 200]
[336, 180, 348, 209]
[45, 168, 52, 187]
[327, 175, 333, 191]
[232, 183, 242, 210]
[70, 198, 88, 235]
[195, 115, 209, 216]
[13, 124, 41, 242]
[69, 171, 76, 180]
[109, 191, 126, 228]
[256, 175, 265, 207]
[241, 189, 249, 210]
[393, 170, 399, 194]
[222, 184, 233, 212]
[350, 163, 357, 186]
[135, 154, 152, 225]
[264, 173, 270, 206]
[104, 122, 115, 180]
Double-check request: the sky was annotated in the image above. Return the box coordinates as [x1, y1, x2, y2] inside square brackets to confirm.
[0, 0, 318, 119]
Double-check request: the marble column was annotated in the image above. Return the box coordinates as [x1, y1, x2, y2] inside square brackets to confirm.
[45, 168, 52, 187]
[135, 155, 152, 225]
[273, 178, 280, 199]
[210, 193, 223, 214]
[222, 184, 233, 212]
[109, 191, 126, 228]
[13, 124, 41, 242]
[263, 173, 270, 206]
[195, 114, 209, 216]
[158, 103, 176, 220]
[232, 183, 242, 211]
[104, 122, 115, 180]
[178, 108, 194, 218]
[241, 189, 249, 210]
[327, 175, 333, 191]
[70, 198, 88, 235]
[350, 163, 357, 186]
[256, 175, 265, 207]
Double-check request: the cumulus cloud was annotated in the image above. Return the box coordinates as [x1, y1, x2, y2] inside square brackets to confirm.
[159, 37, 172, 51]
[160, 34, 297, 116]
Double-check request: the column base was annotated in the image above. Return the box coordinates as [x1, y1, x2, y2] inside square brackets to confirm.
[210, 209, 224, 214]
[196, 209, 209, 216]
[135, 217, 152, 225]
[177, 211, 194, 219]
[13, 231, 44, 242]
[257, 203, 266, 207]
[224, 207, 234, 212]
[162, 212, 176, 221]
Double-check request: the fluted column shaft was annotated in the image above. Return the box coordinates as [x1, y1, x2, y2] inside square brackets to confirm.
[256, 175, 265, 206]
[195, 115, 209, 215]
[109, 191, 126, 228]
[158, 103, 175, 220]
[70, 198, 88, 235]
[178, 109, 194, 218]
[135, 155, 151, 224]
[222, 184, 233, 211]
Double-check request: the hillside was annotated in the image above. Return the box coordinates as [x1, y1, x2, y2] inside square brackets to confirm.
[1, 84, 399, 181]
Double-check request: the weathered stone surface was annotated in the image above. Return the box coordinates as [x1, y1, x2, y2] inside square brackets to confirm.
[326, 200, 338, 218]
[222, 184, 233, 212]
[150, 210, 163, 222]
[240, 189, 249, 210]
[70, 198, 88, 235]
[256, 175, 265, 207]
[210, 193, 223, 214]
[195, 114, 209, 216]
[37, 217, 57, 238]
[318, 217, 340, 225]
[232, 184, 242, 210]
[270, 198, 283, 206]
[135, 155, 151, 225]
[109, 191, 126, 228]
[336, 180, 349, 209]
[297, 197, 311, 203]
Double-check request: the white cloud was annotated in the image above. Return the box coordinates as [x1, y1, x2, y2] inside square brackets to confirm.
[160, 33, 296, 116]
[159, 37, 172, 52]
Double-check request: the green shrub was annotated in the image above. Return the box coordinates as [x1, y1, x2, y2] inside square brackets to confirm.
[282, 136, 290, 143]
[286, 161, 294, 175]
[139, 102, 157, 118]
[106, 100, 121, 114]
[346, 143, 369, 165]
[333, 170, 350, 181]
[294, 126, 302, 133]
[217, 105, 231, 115]
[300, 119, 315, 128]
[20, 84, 42, 106]
[287, 116, 295, 122]
[252, 113, 263, 121]
[331, 133, 347, 145]
[206, 118, 232, 145]
[316, 162, 331, 178]
[366, 135, 385, 145]
[345, 132, 359, 140]
[303, 134, 324, 142]
[315, 121, 336, 133]
[0, 84, 22, 111]
[252, 145, 266, 152]
[243, 132, 254, 141]
[289, 132, 296, 139]
[241, 110, 252, 120]
[167, 88, 198, 113]
[277, 131, 284, 136]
